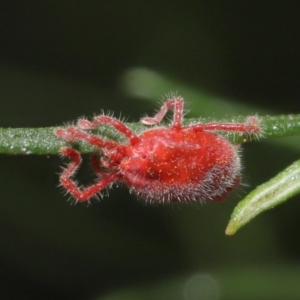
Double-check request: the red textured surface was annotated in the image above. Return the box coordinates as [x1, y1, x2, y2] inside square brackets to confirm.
[121, 128, 240, 202]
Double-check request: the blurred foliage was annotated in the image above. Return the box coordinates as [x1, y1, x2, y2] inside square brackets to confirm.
[0, 2, 300, 300]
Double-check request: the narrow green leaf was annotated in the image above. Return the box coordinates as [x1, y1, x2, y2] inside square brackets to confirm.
[226, 159, 300, 235]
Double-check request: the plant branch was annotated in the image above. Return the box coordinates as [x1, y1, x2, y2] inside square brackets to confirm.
[1, 115, 300, 155]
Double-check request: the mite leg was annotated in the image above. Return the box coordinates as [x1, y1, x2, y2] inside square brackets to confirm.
[78, 115, 139, 145]
[141, 96, 184, 130]
[188, 116, 261, 136]
[59, 147, 120, 202]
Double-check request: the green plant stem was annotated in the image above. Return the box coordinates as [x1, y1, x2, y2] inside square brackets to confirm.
[1, 115, 300, 155]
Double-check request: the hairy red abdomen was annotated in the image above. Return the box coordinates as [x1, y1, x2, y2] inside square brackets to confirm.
[121, 128, 241, 203]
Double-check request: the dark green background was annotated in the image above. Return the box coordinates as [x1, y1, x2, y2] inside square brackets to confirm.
[0, 2, 300, 299]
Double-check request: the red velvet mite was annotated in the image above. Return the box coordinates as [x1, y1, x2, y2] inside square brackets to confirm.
[55, 96, 260, 203]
